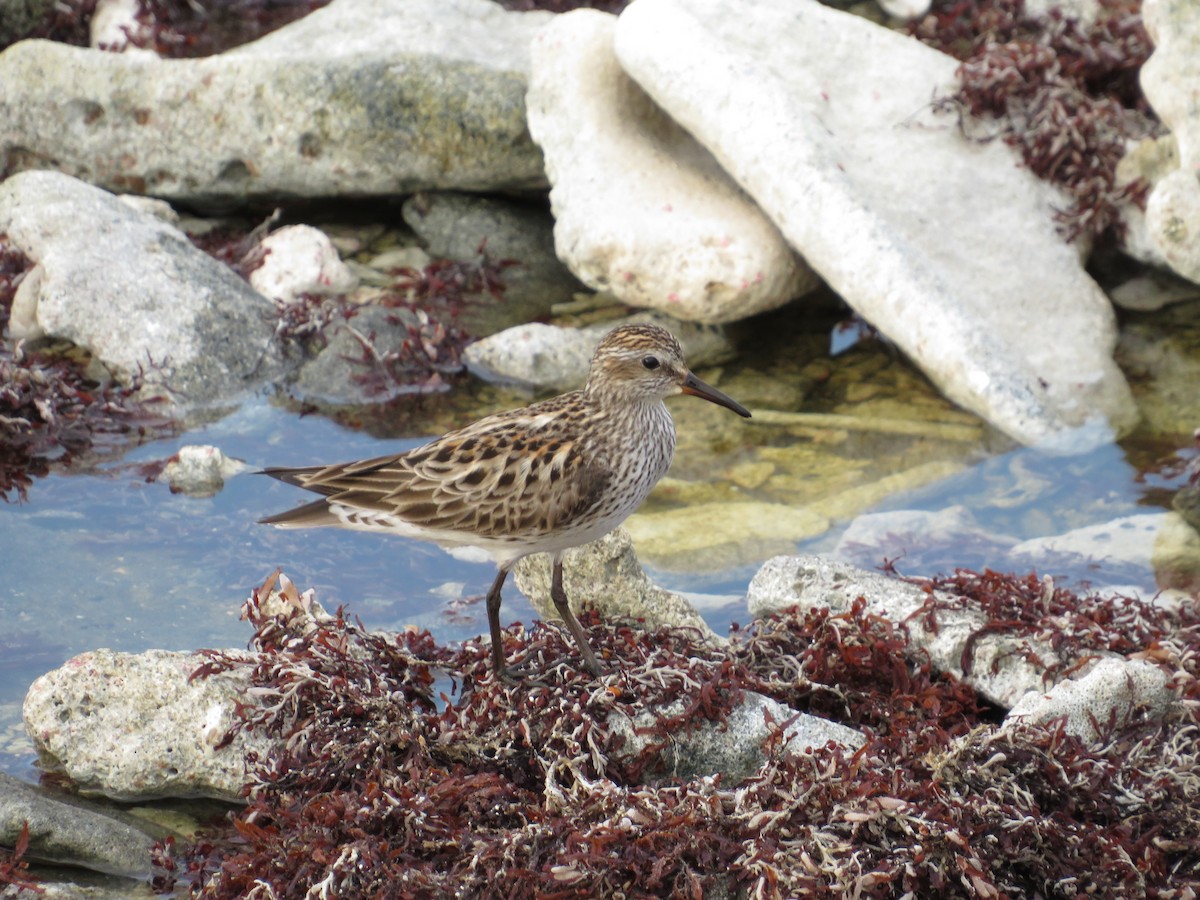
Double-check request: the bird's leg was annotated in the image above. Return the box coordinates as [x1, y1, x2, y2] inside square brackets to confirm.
[486, 566, 511, 679]
[551, 559, 602, 676]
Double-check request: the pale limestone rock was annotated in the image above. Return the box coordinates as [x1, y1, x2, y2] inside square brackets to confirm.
[1005, 657, 1173, 743]
[526, 9, 814, 325]
[615, 0, 1137, 449]
[746, 555, 1060, 708]
[250, 225, 358, 306]
[23, 649, 266, 802]
[513, 528, 717, 641]
[89, 0, 155, 54]
[1140, 0, 1200, 284]
[0, 0, 549, 204]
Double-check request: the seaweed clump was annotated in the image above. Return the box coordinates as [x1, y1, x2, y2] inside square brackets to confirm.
[913, 0, 1162, 241]
[0, 236, 176, 501]
[154, 569, 1200, 897]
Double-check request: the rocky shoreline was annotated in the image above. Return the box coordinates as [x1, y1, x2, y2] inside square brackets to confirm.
[3, 0, 1200, 895]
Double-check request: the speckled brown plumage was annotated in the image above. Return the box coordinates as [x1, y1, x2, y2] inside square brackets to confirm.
[260, 323, 751, 679]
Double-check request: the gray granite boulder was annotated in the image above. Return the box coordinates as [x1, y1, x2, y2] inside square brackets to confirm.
[0, 772, 168, 880]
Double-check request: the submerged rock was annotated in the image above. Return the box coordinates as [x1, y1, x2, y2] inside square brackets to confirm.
[526, 9, 813, 325]
[615, 0, 1138, 448]
[0, 772, 168, 881]
[401, 191, 585, 336]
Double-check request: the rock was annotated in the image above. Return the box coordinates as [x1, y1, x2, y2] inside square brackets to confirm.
[162, 445, 248, 498]
[526, 10, 813, 325]
[1107, 269, 1200, 312]
[89, 0, 154, 53]
[626, 502, 829, 573]
[401, 192, 585, 336]
[876, 0, 931, 19]
[615, 0, 1138, 449]
[1152, 511, 1200, 594]
[1174, 482, 1200, 532]
[1004, 657, 1173, 743]
[23, 648, 268, 802]
[513, 528, 717, 641]
[833, 505, 1018, 573]
[1010, 513, 1165, 584]
[608, 692, 863, 784]
[1140, 0, 1200, 284]
[463, 314, 735, 392]
[0, 171, 285, 408]
[1116, 310, 1200, 436]
[746, 555, 1060, 708]
[0, 0, 550, 204]
[0, 772, 167, 880]
[249, 225, 357, 306]
[289, 304, 454, 405]
[0, 0, 55, 46]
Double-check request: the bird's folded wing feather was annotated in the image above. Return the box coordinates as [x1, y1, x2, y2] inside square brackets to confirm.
[264, 408, 611, 541]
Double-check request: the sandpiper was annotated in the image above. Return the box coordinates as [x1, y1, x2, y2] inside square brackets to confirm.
[259, 324, 751, 679]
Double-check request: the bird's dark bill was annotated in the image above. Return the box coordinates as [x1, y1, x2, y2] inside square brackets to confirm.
[681, 372, 752, 418]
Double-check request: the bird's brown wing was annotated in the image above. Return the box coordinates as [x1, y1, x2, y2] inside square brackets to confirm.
[260, 395, 611, 540]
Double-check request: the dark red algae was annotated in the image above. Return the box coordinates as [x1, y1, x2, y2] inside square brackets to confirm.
[150, 567, 1200, 897]
[912, 0, 1161, 243]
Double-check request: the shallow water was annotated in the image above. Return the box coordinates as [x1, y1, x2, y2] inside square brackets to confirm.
[1, 301, 1196, 781]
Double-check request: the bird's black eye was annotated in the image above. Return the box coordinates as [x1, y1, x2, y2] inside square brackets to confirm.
[642, 356, 660, 370]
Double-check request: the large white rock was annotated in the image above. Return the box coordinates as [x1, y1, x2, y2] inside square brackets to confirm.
[526, 10, 814, 325]
[1140, 0, 1200, 284]
[0, 0, 550, 204]
[615, 0, 1138, 449]
[0, 170, 285, 406]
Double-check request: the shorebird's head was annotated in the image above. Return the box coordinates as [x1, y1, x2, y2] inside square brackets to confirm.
[585, 324, 751, 418]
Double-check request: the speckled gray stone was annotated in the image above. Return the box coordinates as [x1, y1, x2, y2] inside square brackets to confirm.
[23, 649, 268, 802]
